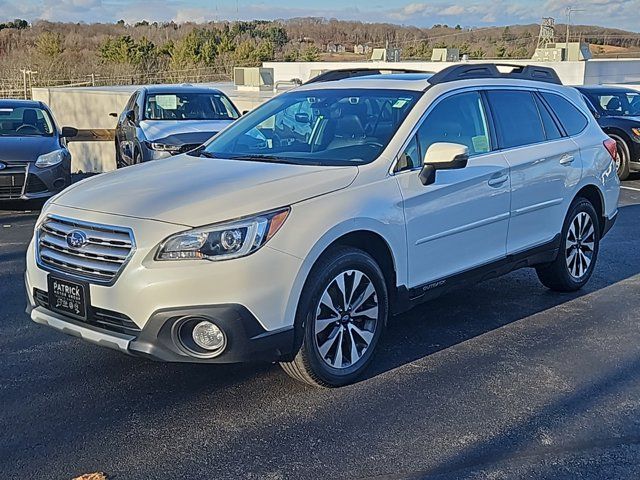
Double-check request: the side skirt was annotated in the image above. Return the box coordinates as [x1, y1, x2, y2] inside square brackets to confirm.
[393, 234, 561, 315]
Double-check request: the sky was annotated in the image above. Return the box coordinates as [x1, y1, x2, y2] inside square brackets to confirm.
[0, 0, 638, 32]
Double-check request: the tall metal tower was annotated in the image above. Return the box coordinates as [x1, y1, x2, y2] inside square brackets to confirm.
[537, 17, 556, 49]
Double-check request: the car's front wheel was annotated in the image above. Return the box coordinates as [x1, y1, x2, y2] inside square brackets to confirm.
[536, 197, 600, 292]
[280, 247, 388, 387]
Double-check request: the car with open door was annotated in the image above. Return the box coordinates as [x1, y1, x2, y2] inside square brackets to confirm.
[112, 84, 240, 168]
[27, 65, 619, 387]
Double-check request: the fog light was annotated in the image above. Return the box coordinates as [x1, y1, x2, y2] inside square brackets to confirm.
[192, 320, 225, 351]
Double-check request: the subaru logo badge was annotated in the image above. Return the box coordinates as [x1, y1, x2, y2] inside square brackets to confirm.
[0, 162, 6, 171]
[66, 230, 88, 249]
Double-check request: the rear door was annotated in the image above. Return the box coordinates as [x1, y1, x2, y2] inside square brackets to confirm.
[486, 88, 582, 254]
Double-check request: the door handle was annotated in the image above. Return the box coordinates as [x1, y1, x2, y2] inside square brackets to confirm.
[560, 154, 575, 165]
[488, 174, 509, 187]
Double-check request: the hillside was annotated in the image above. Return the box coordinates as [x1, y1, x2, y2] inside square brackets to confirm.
[0, 17, 639, 96]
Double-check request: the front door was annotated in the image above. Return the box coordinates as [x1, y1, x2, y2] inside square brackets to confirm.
[396, 90, 511, 288]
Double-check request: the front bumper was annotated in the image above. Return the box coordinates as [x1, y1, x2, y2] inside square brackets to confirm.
[26, 204, 304, 362]
[28, 301, 294, 363]
[0, 160, 70, 201]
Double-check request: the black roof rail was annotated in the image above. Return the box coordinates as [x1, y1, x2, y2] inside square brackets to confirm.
[304, 68, 430, 84]
[427, 63, 563, 86]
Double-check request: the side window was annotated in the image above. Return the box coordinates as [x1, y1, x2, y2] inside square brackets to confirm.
[540, 92, 588, 136]
[397, 135, 421, 171]
[416, 91, 491, 158]
[487, 90, 545, 149]
[534, 94, 562, 141]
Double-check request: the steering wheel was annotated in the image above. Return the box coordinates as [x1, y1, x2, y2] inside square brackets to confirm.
[16, 124, 40, 134]
[365, 141, 384, 148]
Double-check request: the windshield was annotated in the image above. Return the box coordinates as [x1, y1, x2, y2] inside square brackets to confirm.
[200, 88, 421, 166]
[590, 91, 640, 117]
[144, 92, 240, 121]
[0, 106, 55, 137]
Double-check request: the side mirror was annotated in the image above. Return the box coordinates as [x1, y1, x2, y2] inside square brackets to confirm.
[109, 112, 118, 118]
[60, 126, 78, 138]
[295, 113, 310, 124]
[125, 110, 136, 122]
[419, 142, 469, 186]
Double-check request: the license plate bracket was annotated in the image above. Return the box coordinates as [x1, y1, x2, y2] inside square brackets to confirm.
[47, 275, 89, 320]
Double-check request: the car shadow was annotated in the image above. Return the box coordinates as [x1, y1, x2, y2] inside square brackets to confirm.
[361, 202, 640, 383]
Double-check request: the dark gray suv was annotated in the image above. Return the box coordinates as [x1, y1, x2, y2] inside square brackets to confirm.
[113, 84, 240, 168]
[0, 100, 72, 201]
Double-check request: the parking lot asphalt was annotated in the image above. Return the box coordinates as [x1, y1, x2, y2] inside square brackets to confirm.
[1, 176, 640, 480]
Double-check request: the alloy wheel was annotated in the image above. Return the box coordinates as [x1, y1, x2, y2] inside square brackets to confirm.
[313, 269, 379, 369]
[565, 211, 596, 279]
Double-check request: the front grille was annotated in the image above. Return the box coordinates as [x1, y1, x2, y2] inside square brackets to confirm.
[25, 174, 48, 193]
[0, 164, 26, 199]
[37, 215, 135, 284]
[33, 288, 140, 334]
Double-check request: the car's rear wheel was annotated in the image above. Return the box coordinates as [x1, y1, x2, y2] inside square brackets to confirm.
[280, 247, 388, 388]
[611, 134, 631, 181]
[536, 197, 600, 292]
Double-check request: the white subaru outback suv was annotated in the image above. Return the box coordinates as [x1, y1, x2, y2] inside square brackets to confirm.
[26, 64, 620, 387]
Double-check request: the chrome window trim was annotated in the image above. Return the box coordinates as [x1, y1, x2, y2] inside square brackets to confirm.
[35, 214, 137, 286]
[389, 84, 590, 176]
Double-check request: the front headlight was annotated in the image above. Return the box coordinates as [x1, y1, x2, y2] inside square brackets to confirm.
[146, 142, 179, 152]
[156, 208, 290, 261]
[35, 148, 68, 168]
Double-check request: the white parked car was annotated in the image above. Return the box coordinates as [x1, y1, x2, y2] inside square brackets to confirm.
[26, 65, 620, 387]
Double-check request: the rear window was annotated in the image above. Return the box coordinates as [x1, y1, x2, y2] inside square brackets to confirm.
[540, 92, 588, 136]
[487, 90, 546, 149]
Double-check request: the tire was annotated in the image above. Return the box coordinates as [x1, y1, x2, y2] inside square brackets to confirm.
[133, 147, 143, 165]
[611, 134, 631, 181]
[280, 247, 388, 388]
[536, 197, 600, 292]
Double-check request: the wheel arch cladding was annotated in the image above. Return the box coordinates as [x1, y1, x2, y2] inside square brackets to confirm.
[289, 230, 397, 354]
[574, 184, 604, 234]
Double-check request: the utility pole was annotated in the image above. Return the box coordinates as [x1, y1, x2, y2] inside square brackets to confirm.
[21, 69, 27, 99]
[20, 69, 37, 99]
[565, 6, 584, 59]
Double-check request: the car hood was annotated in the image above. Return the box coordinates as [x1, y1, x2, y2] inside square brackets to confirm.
[52, 155, 359, 227]
[140, 120, 233, 143]
[0, 136, 60, 162]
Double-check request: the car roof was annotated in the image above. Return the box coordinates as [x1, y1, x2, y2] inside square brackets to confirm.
[294, 75, 570, 94]
[576, 85, 639, 94]
[141, 84, 224, 95]
[0, 99, 44, 109]
[295, 75, 434, 92]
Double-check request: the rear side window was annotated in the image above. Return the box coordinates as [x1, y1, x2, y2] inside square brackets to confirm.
[540, 92, 588, 136]
[486, 90, 545, 149]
